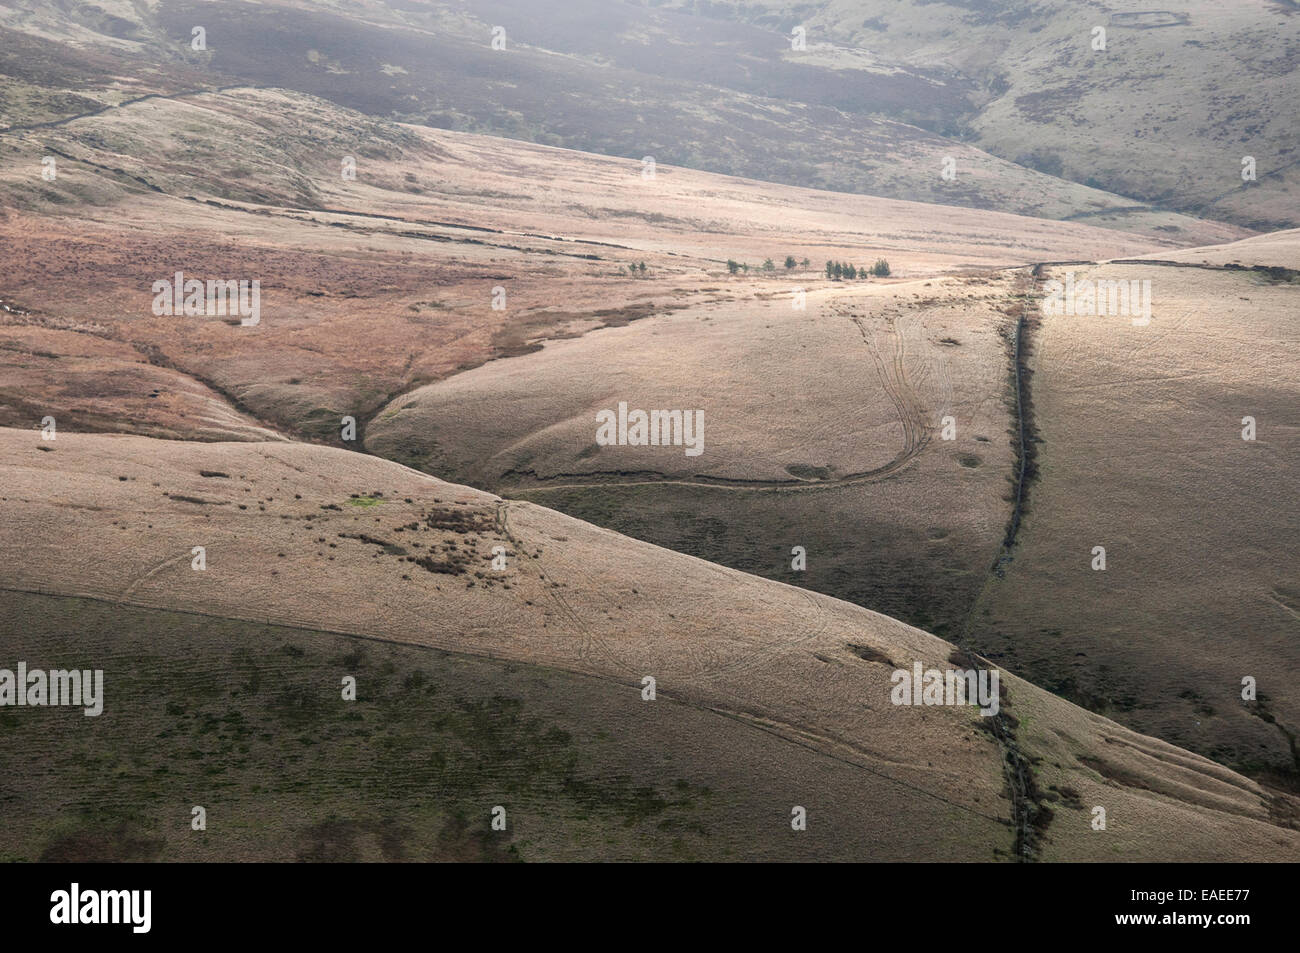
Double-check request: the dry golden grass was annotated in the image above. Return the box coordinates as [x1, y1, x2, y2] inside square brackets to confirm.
[700, 0, 1300, 230]
[364, 272, 1023, 637]
[1124, 228, 1300, 271]
[0, 70, 1294, 862]
[964, 259, 1300, 782]
[0, 86, 1221, 447]
[0, 428, 1295, 860]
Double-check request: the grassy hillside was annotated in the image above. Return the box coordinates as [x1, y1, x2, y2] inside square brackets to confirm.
[1, 590, 945, 862]
[365, 271, 1025, 639]
[657, 0, 1300, 229]
[0, 0, 1273, 235]
[366, 233, 1300, 791]
[0, 1, 1295, 865]
[963, 258, 1300, 783]
[1, 85, 1209, 448]
[1, 428, 1296, 861]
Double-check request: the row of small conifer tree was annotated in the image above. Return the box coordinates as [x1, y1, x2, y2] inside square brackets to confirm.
[718, 257, 891, 277]
[825, 259, 890, 279]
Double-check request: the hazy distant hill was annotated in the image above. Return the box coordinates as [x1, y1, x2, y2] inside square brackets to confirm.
[655, 0, 1300, 229]
[5, 0, 1289, 233]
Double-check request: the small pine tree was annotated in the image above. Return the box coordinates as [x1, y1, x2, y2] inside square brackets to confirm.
[845, 264, 857, 280]
[833, 262, 843, 279]
[825, 260, 835, 279]
[762, 258, 775, 272]
[784, 255, 797, 270]
[727, 259, 740, 274]
[871, 258, 891, 277]
[801, 258, 810, 269]
[639, 261, 646, 273]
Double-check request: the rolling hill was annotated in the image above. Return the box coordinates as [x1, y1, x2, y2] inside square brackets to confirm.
[1, 84, 1225, 450]
[4, 0, 1287, 234]
[1, 428, 1296, 861]
[0, 0, 1295, 866]
[364, 230, 1300, 788]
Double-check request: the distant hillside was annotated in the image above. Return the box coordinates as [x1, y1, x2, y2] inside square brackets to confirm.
[656, 0, 1300, 230]
[0, 0, 1275, 236]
